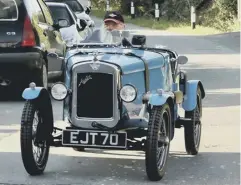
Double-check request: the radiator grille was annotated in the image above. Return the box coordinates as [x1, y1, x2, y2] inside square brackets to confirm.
[76, 72, 113, 118]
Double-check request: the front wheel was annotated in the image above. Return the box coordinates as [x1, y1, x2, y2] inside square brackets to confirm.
[184, 87, 202, 155]
[145, 104, 171, 181]
[20, 101, 50, 175]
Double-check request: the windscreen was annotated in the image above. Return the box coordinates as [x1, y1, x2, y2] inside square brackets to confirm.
[0, 0, 18, 21]
[81, 23, 123, 45]
[63, 0, 84, 13]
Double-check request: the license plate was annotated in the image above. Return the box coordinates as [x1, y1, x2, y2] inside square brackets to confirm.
[62, 129, 127, 148]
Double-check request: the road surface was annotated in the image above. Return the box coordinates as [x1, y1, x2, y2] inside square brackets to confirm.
[0, 15, 240, 185]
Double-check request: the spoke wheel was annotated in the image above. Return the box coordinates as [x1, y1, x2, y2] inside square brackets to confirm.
[184, 87, 202, 155]
[145, 104, 171, 181]
[21, 101, 50, 175]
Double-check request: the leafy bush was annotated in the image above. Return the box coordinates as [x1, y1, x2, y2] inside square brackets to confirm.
[91, 0, 240, 32]
[91, 0, 121, 10]
[199, 0, 239, 31]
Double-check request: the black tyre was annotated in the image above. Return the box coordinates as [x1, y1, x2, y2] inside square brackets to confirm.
[145, 104, 171, 181]
[184, 87, 202, 155]
[20, 101, 50, 175]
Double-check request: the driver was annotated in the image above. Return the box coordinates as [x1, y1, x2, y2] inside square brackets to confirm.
[83, 11, 131, 46]
[103, 11, 125, 31]
[103, 11, 132, 46]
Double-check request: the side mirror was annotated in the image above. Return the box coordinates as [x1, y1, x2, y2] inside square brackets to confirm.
[85, 6, 91, 14]
[131, 35, 146, 46]
[58, 19, 69, 28]
[77, 19, 87, 31]
[177, 55, 188, 64]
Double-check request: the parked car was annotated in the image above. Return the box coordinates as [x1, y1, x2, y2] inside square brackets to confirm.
[45, 0, 95, 28]
[20, 29, 205, 181]
[0, 0, 70, 95]
[46, 2, 91, 46]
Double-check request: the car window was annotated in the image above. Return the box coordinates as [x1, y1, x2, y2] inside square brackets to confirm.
[48, 5, 74, 26]
[63, 0, 84, 13]
[37, 0, 54, 25]
[0, 0, 18, 21]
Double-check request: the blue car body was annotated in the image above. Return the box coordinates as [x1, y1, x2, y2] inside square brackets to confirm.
[22, 46, 205, 133]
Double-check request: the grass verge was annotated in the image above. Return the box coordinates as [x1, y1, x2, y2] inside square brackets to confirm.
[91, 9, 240, 35]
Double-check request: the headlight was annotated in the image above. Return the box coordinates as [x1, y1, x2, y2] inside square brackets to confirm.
[119, 84, 137, 103]
[50, 83, 68, 101]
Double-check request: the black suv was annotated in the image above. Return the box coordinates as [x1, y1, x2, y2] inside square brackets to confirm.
[0, 0, 67, 95]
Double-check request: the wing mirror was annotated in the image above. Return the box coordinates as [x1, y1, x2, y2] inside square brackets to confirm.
[53, 19, 69, 29]
[58, 19, 69, 28]
[85, 6, 91, 14]
[131, 35, 146, 47]
[77, 18, 87, 31]
[177, 55, 188, 64]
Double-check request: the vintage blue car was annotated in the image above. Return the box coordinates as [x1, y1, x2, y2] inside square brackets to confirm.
[20, 29, 205, 181]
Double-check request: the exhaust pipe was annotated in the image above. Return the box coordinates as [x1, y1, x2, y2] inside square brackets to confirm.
[0, 77, 11, 86]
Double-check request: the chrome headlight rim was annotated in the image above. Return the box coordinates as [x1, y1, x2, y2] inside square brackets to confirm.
[50, 82, 68, 101]
[119, 84, 137, 103]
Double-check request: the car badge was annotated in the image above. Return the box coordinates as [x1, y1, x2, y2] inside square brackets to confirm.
[6, 32, 16, 35]
[90, 63, 100, 70]
[93, 50, 99, 60]
[109, 13, 117, 17]
[78, 75, 92, 87]
[89, 50, 100, 70]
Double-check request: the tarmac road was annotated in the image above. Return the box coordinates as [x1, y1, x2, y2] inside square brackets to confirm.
[0, 15, 240, 185]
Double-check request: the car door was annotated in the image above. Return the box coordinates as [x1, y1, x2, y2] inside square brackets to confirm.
[37, 0, 66, 77]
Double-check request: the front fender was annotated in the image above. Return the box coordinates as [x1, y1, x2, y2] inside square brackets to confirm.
[22, 87, 44, 100]
[22, 87, 54, 135]
[147, 92, 175, 140]
[148, 92, 174, 106]
[182, 80, 205, 111]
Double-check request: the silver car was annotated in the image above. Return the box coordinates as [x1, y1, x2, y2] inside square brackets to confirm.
[46, 2, 93, 45]
[45, 0, 95, 28]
